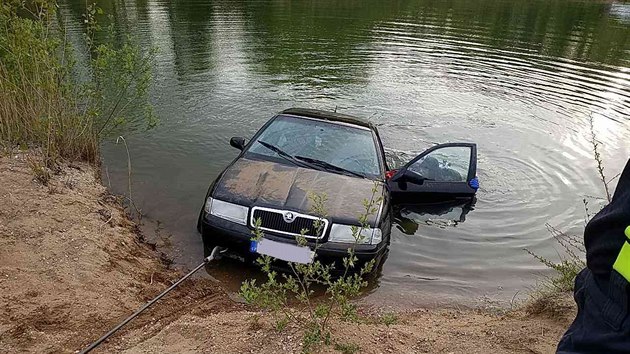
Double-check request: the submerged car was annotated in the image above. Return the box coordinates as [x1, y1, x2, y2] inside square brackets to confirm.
[198, 108, 478, 269]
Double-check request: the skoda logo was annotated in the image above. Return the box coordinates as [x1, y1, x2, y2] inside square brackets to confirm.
[283, 211, 296, 223]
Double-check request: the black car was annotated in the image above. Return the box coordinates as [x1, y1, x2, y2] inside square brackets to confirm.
[198, 108, 478, 268]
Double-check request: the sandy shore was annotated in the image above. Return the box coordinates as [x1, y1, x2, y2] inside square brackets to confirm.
[0, 153, 573, 353]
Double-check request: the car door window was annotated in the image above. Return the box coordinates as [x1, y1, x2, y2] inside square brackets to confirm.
[407, 146, 471, 182]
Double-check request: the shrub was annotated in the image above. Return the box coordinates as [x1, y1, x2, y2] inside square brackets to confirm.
[0, 0, 155, 167]
[526, 224, 586, 293]
[240, 185, 382, 353]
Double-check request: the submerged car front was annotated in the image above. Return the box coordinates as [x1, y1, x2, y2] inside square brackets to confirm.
[198, 110, 391, 269]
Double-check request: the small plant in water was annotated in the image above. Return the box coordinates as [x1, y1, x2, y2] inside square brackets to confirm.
[526, 224, 586, 293]
[240, 184, 382, 353]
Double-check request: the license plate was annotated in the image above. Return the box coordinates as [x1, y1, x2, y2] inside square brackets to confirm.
[250, 238, 314, 264]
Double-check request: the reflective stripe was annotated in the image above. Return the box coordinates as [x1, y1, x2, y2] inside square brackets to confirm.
[612, 226, 630, 282]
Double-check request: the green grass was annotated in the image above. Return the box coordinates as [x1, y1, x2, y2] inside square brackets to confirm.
[380, 312, 398, 326]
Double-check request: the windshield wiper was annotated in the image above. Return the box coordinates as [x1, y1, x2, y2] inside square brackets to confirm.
[294, 156, 367, 179]
[257, 141, 311, 168]
[257, 142, 367, 178]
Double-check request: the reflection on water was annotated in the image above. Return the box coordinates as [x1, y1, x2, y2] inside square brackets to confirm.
[59, 0, 630, 307]
[395, 200, 475, 235]
[610, 2, 630, 24]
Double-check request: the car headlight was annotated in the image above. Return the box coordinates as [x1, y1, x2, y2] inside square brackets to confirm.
[205, 197, 248, 225]
[328, 224, 382, 245]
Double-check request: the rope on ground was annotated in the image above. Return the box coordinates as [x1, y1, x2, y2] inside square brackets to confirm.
[78, 246, 225, 354]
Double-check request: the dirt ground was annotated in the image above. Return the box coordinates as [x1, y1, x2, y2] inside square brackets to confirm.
[0, 153, 573, 354]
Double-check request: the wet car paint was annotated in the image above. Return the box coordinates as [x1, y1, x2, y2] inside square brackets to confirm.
[212, 156, 386, 226]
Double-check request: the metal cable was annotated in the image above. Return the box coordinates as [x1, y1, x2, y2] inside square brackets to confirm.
[78, 246, 223, 354]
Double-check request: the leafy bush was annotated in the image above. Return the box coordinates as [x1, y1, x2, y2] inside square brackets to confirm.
[0, 0, 155, 167]
[240, 185, 382, 353]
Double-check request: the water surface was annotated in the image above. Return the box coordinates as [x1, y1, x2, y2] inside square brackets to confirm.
[61, 0, 630, 307]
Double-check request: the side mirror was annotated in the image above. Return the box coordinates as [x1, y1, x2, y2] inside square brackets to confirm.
[230, 137, 246, 151]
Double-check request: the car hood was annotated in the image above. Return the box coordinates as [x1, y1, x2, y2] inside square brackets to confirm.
[212, 157, 384, 225]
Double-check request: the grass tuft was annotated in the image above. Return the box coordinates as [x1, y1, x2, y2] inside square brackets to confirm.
[380, 312, 398, 326]
[27, 156, 51, 185]
[334, 342, 361, 354]
[525, 289, 575, 320]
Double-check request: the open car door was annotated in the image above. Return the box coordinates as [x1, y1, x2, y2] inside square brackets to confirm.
[387, 143, 478, 205]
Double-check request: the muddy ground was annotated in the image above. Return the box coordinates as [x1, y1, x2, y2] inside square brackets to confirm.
[0, 153, 573, 353]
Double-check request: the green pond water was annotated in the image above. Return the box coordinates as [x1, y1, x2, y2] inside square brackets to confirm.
[60, 0, 630, 307]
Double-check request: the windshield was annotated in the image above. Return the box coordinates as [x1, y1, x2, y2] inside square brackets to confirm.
[247, 115, 382, 178]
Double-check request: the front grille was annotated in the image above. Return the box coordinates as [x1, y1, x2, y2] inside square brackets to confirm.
[251, 207, 328, 239]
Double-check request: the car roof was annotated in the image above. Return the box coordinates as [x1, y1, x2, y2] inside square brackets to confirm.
[280, 108, 374, 130]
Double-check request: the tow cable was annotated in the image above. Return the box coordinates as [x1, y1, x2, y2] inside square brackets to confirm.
[78, 246, 226, 354]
